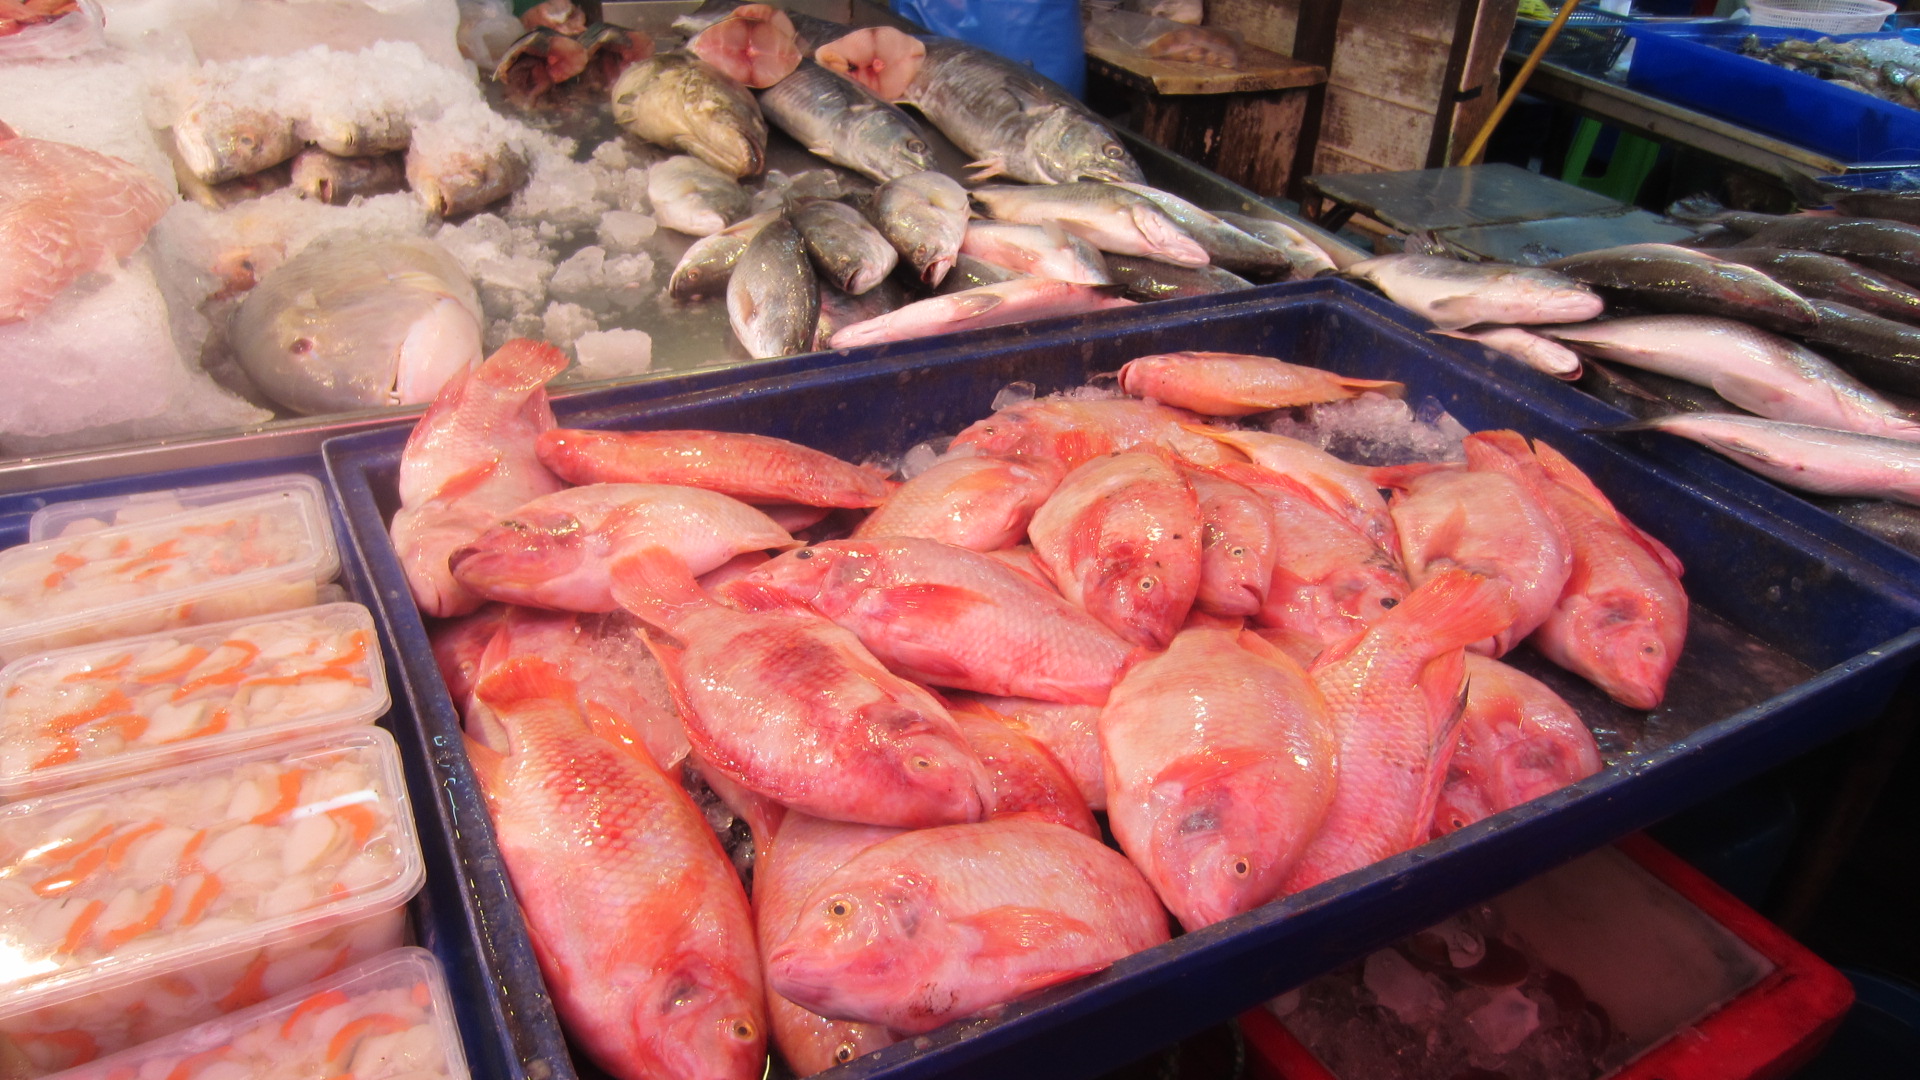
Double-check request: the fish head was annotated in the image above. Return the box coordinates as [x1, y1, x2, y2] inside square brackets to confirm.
[730, 542, 874, 615]
[1328, 561, 1412, 629]
[1148, 754, 1306, 929]
[767, 870, 944, 1018]
[448, 508, 593, 606]
[1088, 540, 1191, 650]
[1029, 110, 1143, 184]
[631, 948, 766, 1080]
[1556, 592, 1681, 711]
[859, 701, 991, 826]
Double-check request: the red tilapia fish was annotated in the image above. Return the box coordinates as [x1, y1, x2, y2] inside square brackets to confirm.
[1117, 352, 1403, 417]
[754, 813, 901, 1076]
[1433, 654, 1603, 835]
[1375, 463, 1572, 658]
[1464, 431, 1688, 710]
[851, 453, 1060, 551]
[951, 708, 1100, 837]
[724, 537, 1132, 705]
[612, 548, 992, 828]
[466, 658, 765, 1080]
[0, 121, 171, 325]
[1283, 569, 1517, 895]
[1182, 465, 1278, 617]
[390, 339, 570, 617]
[1182, 427, 1398, 554]
[767, 816, 1170, 1034]
[429, 603, 508, 710]
[1102, 626, 1337, 929]
[1028, 451, 1202, 649]
[537, 428, 896, 508]
[952, 694, 1108, 810]
[951, 396, 1223, 473]
[448, 482, 796, 611]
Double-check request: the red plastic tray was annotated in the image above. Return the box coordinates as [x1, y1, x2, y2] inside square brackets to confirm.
[1242, 833, 1854, 1080]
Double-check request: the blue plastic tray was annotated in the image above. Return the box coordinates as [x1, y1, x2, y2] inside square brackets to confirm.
[1627, 26, 1920, 165]
[322, 279, 1920, 1080]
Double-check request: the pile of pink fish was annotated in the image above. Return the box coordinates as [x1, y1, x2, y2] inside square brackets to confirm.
[388, 341, 1686, 1079]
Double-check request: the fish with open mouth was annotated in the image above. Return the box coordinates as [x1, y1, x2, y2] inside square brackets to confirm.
[290, 148, 406, 205]
[872, 170, 969, 286]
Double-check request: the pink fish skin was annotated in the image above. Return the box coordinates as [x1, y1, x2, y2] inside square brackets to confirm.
[1211, 461, 1408, 655]
[475, 606, 692, 771]
[1283, 569, 1517, 895]
[1101, 627, 1337, 929]
[951, 708, 1100, 837]
[722, 537, 1132, 705]
[952, 694, 1107, 810]
[538, 428, 896, 508]
[950, 397, 1220, 474]
[1464, 431, 1688, 710]
[1182, 466, 1276, 617]
[1181, 427, 1398, 555]
[466, 658, 766, 1080]
[429, 604, 508, 712]
[449, 483, 795, 611]
[755, 814, 901, 1076]
[612, 548, 991, 828]
[981, 544, 1054, 589]
[390, 340, 570, 617]
[1376, 464, 1572, 657]
[1118, 352, 1403, 417]
[0, 122, 172, 325]
[828, 278, 1136, 349]
[767, 817, 1170, 1034]
[851, 454, 1059, 551]
[1028, 451, 1202, 649]
[1433, 654, 1603, 835]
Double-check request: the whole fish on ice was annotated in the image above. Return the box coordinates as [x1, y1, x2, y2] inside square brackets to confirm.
[1432, 653, 1602, 835]
[1118, 351, 1402, 416]
[1182, 465, 1278, 617]
[1549, 243, 1816, 332]
[466, 658, 765, 1080]
[669, 209, 779, 300]
[950, 396, 1217, 473]
[950, 707, 1100, 836]
[1435, 326, 1584, 380]
[229, 237, 484, 415]
[952, 693, 1107, 810]
[648, 155, 749, 237]
[538, 427, 894, 507]
[729, 216, 819, 359]
[960, 222, 1112, 285]
[791, 199, 898, 296]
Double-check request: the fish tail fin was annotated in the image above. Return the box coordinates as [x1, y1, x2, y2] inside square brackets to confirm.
[1389, 569, 1517, 659]
[1461, 429, 1537, 476]
[475, 656, 579, 710]
[609, 547, 708, 629]
[1369, 461, 1458, 490]
[1337, 375, 1406, 399]
[1533, 440, 1685, 578]
[477, 339, 570, 392]
[1175, 423, 1251, 461]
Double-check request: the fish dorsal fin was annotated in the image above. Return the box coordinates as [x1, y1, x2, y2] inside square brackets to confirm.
[475, 656, 578, 710]
[1533, 439, 1684, 577]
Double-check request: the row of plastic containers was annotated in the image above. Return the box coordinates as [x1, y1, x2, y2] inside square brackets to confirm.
[0, 476, 466, 1078]
[8, 277, 1920, 1078]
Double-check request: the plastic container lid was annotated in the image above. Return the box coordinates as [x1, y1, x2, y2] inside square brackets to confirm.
[0, 477, 341, 663]
[0, 727, 424, 1024]
[0, 603, 391, 801]
[27, 475, 331, 546]
[51, 946, 471, 1080]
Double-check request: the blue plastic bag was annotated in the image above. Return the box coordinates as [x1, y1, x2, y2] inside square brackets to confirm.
[892, 0, 1087, 98]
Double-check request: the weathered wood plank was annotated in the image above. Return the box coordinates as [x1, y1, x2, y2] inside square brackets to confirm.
[1085, 40, 1326, 96]
[1319, 89, 1436, 172]
[1326, 22, 1454, 112]
[1209, 0, 1303, 55]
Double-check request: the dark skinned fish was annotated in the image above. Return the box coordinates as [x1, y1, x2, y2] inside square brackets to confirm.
[1791, 298, 1920, 398]
[1714, 246, 1920, 326]
[728, 216, 818, 359]
[1549, 243, 1817, 332]
[1105, 255, 1252, 300]
[1735, 216, 1920, 287]
[1819, 497, 1920, 555]
[760, 61, 935, 184]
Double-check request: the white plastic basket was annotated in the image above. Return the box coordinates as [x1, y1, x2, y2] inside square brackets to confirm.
[1748, 0, 1895, 33]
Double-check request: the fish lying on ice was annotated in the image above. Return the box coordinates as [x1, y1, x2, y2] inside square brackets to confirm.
[648, 154, 750, 237]
[1105, 254, 1252, 299]
[790, 199, 897, 296]
[611, 52, 767, 178]
[229, 237, 484, 415]
[1432, 654, 1603, 835]
[1434, 326, 1584, 380]
[759, 60, 934, 184]
[851, 453, 1061, 551]
[1714, 246, 1920, 326]
[1117, 351, 1402, 415]
[289, 148, 406, 205]
[536, 427, 895, 507]
[960, 222, 1111, 285]
[669, 209, 779, 300]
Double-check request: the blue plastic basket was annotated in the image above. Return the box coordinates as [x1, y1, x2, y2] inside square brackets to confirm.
[322, 279, 1920, 1080]
[1627, 26, 1920, 165]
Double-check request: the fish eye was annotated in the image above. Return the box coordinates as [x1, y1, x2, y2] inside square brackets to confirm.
[795, 549, 813, 559]
[1641, 643, 1660, 656]
[290, 337, 315, 355]
[1380, 596, 1399, 609]
[911, 756, 933, 769]
[1138, 577, 1156, 592]
[1105, 145, 1125, 159]
[907, 139, 928, 155]
[1229, 546, 1246, 558]
[835, 1045, 856, 1063]
[730, 1020, 756, 1040]
[828, 899, 851, 918]
[1233, 857, 1251, 877]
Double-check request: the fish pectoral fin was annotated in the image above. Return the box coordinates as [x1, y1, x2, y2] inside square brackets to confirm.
[867, 582, 993, 621]
[946, 292, 1008, 322]
[1707, 433, 1780, 466]
[1422, 296, 1481, 330]
[584, 700, 659, 766]
[807, 144, 838, 160]
[1041, 220, 1073, 247]
[965, 157, 1009, 181]
[1001, 78, 1058, 115]
[433, 459, 504, 503]
[955, 904, 1099, 961]
[462, 732, 509, 792]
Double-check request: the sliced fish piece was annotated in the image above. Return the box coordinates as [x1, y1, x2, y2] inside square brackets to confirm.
[687, 3, 802, 88]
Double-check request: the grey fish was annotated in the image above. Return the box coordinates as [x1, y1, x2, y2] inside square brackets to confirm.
[1617, 412, 1920, 506]
[1736, 217, 1920, 287]
[1216, 211, 1341, 276]
[172, 98, 300, 186]
[960, 222, 1110, 285]
[1792, 298, 1920, 398]
[405, 136, 528, 218]
[1820, 497, 1920, 555]
[816, 278, 907, 347]
[1548, 243, 1817, 333]
[1542, 315, 1920, 441]
[291, 149, 406, 205]
[760, 62, 934, 184]
[1830, 190, 1920, 227]
[818, 28, 1142, 185]
[1578, 359, 1739, 420]
[728, 216, 819, 358]
[669, 209, 781, 300]
[1714, 247, 1920, 326]
[230, 237, 483, 415]
[648, 154, 750, 237]
[873, 171, 969, 286]
[611, 51, 767, 178]
[1104, 255, 1251, 300]
[1346, 254, 1603, 330]
[938, 254, 1025, 294]
[1665, 195, 1783, 236]
[791, 199, 898, 295]
[1112, 183, 1298, 276]
[971, 183, 1208, 266]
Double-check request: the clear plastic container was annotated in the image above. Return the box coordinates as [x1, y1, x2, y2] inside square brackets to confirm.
[26, 476, 329, 546]
[0, 728, 425, 1076]
[0, 478, 341, 663]
[0, 604, 390, 801]
[51, 947, 470, 1080]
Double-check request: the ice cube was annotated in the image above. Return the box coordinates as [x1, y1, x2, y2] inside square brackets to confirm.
[1465, 985, 1539, 1055]
[549, 246, 608, 306]
[600, 252, 655, 311]
[541, 301, 599, 352]
[1363, 948, 1446, 1027]
[991, 381, 1037, 411]
[598, 210, 658, 253]
[898, 441, 941, 480]
[573, 329, 654, 380]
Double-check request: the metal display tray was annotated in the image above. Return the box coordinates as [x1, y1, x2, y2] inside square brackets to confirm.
[320, 277, 1920, 1080]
